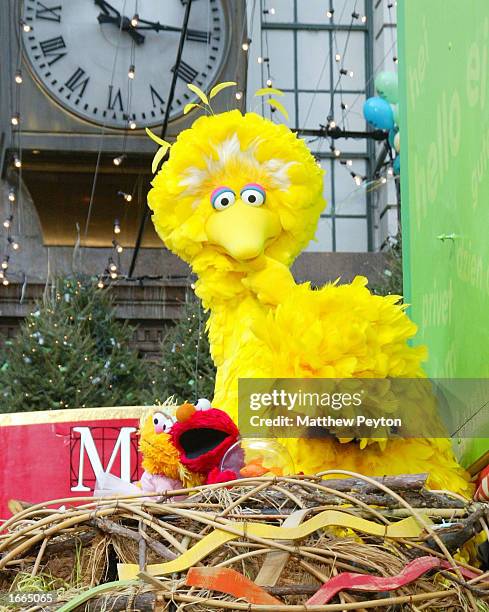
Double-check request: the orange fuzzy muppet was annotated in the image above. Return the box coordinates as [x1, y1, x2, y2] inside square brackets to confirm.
[138, 407, 200, 495]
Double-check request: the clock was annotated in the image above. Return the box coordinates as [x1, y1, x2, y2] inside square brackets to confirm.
[21, 0, 228, 129]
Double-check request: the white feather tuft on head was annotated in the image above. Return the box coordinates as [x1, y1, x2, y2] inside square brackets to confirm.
[179, 133, 294, 196]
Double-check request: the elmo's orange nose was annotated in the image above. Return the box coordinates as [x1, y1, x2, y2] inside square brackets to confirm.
[176, 402, 196, 422]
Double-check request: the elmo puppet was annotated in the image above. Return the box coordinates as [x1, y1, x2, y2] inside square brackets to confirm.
[170, 399, 239, 484]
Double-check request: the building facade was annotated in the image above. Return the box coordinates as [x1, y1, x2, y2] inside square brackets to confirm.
[0, 0, 396, 352]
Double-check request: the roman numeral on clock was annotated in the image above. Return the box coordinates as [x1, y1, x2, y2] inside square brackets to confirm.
[65, 67, 90, 97]
[107, 85, 124, 111]
[39, 35, 66, 65]
[186, 29, 211, 43]
[150, 84, 165, 108]
[35, 2, 62, 22]
[172, 61, 198, 83]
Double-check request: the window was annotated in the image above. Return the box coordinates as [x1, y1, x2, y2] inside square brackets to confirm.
[248, 0, 373, 252]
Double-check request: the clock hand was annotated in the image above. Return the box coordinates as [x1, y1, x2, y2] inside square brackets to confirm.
[95, 0, 146, 46]
[94, 0, 120, 17]
[133, 17, 210, 42]
[97, 14, 146, 44]
[133, 18, 182, 33]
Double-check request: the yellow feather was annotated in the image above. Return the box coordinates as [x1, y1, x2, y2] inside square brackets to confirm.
[152, 146, 169, 174]
[255, 87, 285, 97]
[187, 83, 209, 105]
[145, 128, 170, 148]
[210, 81, 237, 99]
[184, 103, 200, 115]
[265, 98, 289, 121]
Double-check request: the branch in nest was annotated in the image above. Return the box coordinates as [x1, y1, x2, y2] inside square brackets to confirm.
[315, 473, 429, 493]
[296, 489, 465, 510]
[83, 592, 156, 611]
[90, 518, 176, 561]
[424, 507, 486, 554]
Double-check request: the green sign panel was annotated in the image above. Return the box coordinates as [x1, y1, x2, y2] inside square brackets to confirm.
[398, 0, 489, 466]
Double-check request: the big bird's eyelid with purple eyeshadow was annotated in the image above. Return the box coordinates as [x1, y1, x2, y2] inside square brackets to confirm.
[240, 183, 266, 206]
[210, 186, 236, 210]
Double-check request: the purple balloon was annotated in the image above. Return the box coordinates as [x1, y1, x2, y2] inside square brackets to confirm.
[363, 96, 394, 130]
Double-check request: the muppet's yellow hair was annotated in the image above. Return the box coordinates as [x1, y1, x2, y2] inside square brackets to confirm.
[139, 410, 181, 480]
[148, 110, 325, 268]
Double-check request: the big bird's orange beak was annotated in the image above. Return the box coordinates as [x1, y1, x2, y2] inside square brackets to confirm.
[176, 402, 196, 423]
[206, 199, 281, 261]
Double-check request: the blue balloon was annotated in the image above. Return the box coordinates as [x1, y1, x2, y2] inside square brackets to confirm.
[388, 128, 398, 149]
[363, 96, 394, 130]
[393, 155, 401, 175]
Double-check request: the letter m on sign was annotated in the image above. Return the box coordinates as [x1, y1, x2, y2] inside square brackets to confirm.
[70, 426, 139, 492]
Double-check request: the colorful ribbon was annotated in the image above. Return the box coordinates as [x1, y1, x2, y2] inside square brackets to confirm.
[118, 510, 427, 579]
[186, 567, 282, 605]
[306, 556, 474, 605]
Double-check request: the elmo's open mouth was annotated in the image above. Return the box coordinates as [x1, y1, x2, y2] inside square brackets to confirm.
[171, 407, 240, 473]
[179, 428, 230, 459]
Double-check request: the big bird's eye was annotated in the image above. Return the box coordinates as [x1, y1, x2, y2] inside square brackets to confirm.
[211, 187, 236, 210]
[240, 184, 266, 207]
[153, 412, 175, 434]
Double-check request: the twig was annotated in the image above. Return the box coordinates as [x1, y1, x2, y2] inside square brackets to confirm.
[91, 517, 176, 561]
[31, 536, 49, 577]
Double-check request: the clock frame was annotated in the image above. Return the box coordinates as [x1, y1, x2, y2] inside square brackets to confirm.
[21, 0, 229, 130]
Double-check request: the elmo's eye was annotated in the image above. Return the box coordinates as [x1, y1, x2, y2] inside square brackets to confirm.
[241, 184, 266, 206]
[211, 187, 236, 210]
[153, 411, 175, 433]
[196, 398, 212, 411]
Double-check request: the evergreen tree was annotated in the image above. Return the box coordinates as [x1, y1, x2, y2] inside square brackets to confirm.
[144, 299, 216, 405]
[0, 277, 151, 412]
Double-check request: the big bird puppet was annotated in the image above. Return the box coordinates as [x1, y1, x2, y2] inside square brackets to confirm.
[146, 84, 470, 496]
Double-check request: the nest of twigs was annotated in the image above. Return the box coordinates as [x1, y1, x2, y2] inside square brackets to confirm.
[0, 471, 488, 611]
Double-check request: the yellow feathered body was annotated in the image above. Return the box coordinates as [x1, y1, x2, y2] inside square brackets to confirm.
[147, 109, 471, 496]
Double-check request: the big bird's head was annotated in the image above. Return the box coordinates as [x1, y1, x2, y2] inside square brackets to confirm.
[148, 110, 325, 269]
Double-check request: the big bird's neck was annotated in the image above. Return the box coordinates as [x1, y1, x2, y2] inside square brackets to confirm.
[193, 256, 297, 367]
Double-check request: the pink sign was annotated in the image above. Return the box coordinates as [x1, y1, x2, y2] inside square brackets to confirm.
[0, 407, 146, 520]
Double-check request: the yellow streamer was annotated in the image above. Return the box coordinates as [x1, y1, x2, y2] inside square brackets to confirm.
[118, 510, 427, 579]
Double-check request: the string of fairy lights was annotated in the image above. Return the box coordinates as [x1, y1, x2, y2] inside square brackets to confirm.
[340, 1, 399, 187]
[97, 0, 213, 286]
[258, 2, 378, 206]
[82, 0, 133, 288]
[324, 2, 400, 202]
[3, 5, 30, 288]
[330, 1, 390, 197]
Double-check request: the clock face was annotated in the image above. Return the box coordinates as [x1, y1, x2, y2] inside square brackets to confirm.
[22, 0, 228, 129]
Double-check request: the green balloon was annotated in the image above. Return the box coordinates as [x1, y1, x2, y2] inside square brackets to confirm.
[375, 71, 398, 104]
[392, 104, 399, 126]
